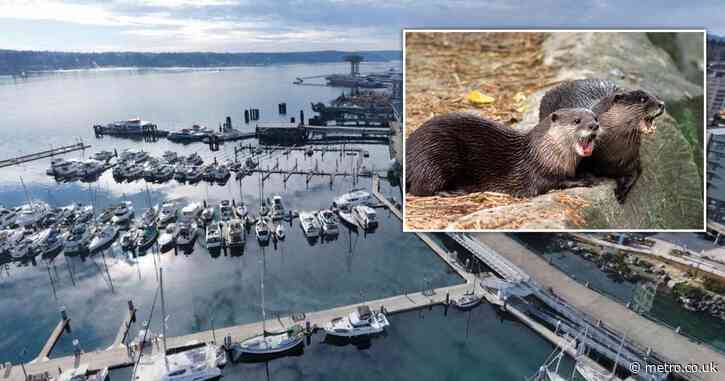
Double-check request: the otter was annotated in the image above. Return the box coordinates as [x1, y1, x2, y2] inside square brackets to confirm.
[405, 108, 599, 197]
[538, 79, 665, 203]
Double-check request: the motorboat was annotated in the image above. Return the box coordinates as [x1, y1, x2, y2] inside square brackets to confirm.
[352, 205, 377, 229]
[35, 228, 64, 257]
[11, 239, 33, 259]
[185, 152, 203, 166]
[111, 201, 134, 225]
[77, 159, 106, 178]
[255, 217, 271, 244]
[317, 209, 339, 236]
[201, 206, 214, 223]
[75, 205, 95, 224]
[157, 202, 177, 226]
[270, 195, 285, 220]
[275, 224, 285, 240]
[158, 223, 178, 248]
[120, 229, 138, 251]
[134, 341, 223, 381]
[452, 289, 483, 310]
[185, 166, 203, 183]
[176, 222, 198, 246]
[46, 158, 80, 178]
[162, 150, 178, 163]
[225, 219, 245, 247]
[88, 224, 119, 253]
[0, 207, 17, 228]
[156, 164, 174, 182]
[93, 151, 114, 162]
[324, 305, 389, 338]
[124, 164, 144, 179]
[64, 223, 92, 255]
[336, 205, 357, 227]
[213, 165, 230, 181]
[15, 201, 50, 227]
[57, 364, 108, 381]
[119, 148, 149, 163]
[135, 224, 159, 251]
[174, 164, 186, 181]
[180, 202, 202, 222]
[205, 223, 222, 249]
[141, 207, 157, 226]
[143, 162, 158, 181]
[298, 211, 321, 238]
[219, 200, 233, 221]
[96, 208, 114, 224]
[234, 202, 248, 219]
[333, 189, 372, 209]
[167, 125, 211, 142]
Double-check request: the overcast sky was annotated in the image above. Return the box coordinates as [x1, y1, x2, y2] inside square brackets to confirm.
[0, 0, 720, 52]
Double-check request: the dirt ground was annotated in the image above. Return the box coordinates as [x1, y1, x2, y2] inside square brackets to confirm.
[404, 32, 560, 230]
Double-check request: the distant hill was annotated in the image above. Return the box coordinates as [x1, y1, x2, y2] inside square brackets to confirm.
[0, 49, 401, 75]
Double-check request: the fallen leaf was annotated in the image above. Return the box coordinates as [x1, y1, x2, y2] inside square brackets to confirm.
[466, 90, 495, 106]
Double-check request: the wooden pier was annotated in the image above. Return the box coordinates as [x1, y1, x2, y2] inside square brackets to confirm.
[32, 318, 70, 363]
[0, 143, 90, 169]
[371, 175, 402, 221]
[109, 302, 137, 350]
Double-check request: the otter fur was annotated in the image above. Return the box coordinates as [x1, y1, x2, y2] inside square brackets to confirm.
[539, 79, 665, 203]
[405, 108, 599, 197]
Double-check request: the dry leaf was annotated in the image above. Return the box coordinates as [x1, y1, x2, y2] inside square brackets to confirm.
[466, 90, 495, 106]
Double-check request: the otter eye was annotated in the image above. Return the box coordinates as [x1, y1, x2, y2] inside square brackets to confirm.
[574, 118, 581, 124]
[640, 97, 646, 103]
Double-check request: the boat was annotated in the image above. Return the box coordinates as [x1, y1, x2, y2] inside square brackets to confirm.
[234, 202, 248, 219]
[111, 201, 134, 225]
[15, 201, 50, 227]
[124, 164, 144, 179]
[185, 166, 203, 183]
[452, 289, 483, 310]
[93, 151, 114, 162]
[167, 125, 212, 142]
[205, 223, 222, 249]
[63, 223, 92, 255]
[180, 202, 202, 221]
[185, 152, 203, 166]
[141, 207, 157, 226]
[77, 159, 107, 178]
[157, 202, 177, 226]
[38, 228, 65, 257]
[46, 158, 80, 178]
[352, 205, 377, 229]
[201, 206, 215, 223]
[233, 250, 304, 359]
[135, 224, 159, 251]
[225, 219, 245, 247]
[88, 224, 118, 253]
[57, 364, 108, 381]
[298, 211, 321, 238]
[336, 205, 357, 228]
[134, 268, 224, 381]
[259, 201, 270, 217]
[11, 239, 33, 259]
[176, 222, 198, 246]
[174, 164, 186, 181]
[156, 164, 175, 182]
[96, 208, 114, 224]
[324, 305, 389, 338]
[317, 209, 339, 236]
[275, 224, 285, 240]
[333, 189, 373, 209]
[219, 200, 233, 221]
[270, 196, 285, 220]
[213, 165, 230, 181]
[162, 151, 178, 163]
[96, 118, 155, 136]
[143, 162, 158, 181]
[158, 223, 178, 248]
[0, 207, 17, 228]
[255, 217, 271, 244]
[120, 229, 138, 251]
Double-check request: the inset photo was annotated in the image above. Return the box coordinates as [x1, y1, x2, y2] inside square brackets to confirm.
[403, 30, 705, 231]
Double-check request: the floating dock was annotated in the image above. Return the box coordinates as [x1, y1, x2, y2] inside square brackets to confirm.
[0, 143, 90, 169]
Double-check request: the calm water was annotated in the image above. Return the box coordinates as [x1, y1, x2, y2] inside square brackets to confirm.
[516, 234, 725, 352]
[0, 64, 566, 380]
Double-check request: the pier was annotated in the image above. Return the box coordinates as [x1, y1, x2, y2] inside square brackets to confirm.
[0, 143, 90, 169]
[32, 317, 70, 363]
[109, 302, 137, 350]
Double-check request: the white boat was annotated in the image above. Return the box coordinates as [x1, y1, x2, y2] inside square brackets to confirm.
[111, 201, 134, 225]
[63, 223, 92, 255]
[452, 289, 483, 310]
[298, 211, 320, 238]
[201, 207, 214, 222]
[156, 165, 175, 182]
[205, 223, 222, 249]
[93, 151, 114, 162]
[255, 217, 271, 244]
[219, 200, 233, 221]
[158, 223, 178, 248]
[352, 205, 377, 229]
[57, 364, 108, 381]
[174, 164, 186, 181]
[162, 151, 178, 163]
[275, 224, 285, 240]
[270, 195, 285, 220]
[176, 223, 198, 246]
[0, 207, 17, 228]
[185, 152, 203, 166]
[135, 225, 159, 250]
[213, 165, 230, 181]
[141, 207, 157, 226]
[15, 201, 50, 227]
[225, 219, 245, 247]
[11, 239, 33, 259]
[120, 229, 138, 251]
[333, 189, 372, 209]
[157, 202, 177, 226]
[88, 224, 118, 253]
[234, 202, 248, 219]
[180, 202, 202, 221]
[324, 305, 390, 338]
[77, 159, 106, 178]
[336, 205, 357, 227]
[185, 166, 203, 182]
[317, 209, 339, 236]
[47, 158, 80, 177]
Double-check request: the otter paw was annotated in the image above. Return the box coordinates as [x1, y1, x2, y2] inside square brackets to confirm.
[614, 188, 628, 204]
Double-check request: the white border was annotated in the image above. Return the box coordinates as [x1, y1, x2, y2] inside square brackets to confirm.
[401, 28, 707, 233]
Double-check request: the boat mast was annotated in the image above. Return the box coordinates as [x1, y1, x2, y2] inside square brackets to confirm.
[260, 247, 266, 334]
[159, 267, 168, 369]
[19, 176, 32, 208]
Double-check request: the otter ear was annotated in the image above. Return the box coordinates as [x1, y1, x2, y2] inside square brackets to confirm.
[551, 112, 558, 122]
[613, 94, 622, 102]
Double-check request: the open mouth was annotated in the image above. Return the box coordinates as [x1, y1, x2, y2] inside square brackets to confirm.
[639, 108, 663, 135]
[575, 135, 595, 157]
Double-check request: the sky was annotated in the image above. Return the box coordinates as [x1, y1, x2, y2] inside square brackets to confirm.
[0, 0, 721, 52]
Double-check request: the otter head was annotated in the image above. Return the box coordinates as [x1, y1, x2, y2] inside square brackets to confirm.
[548, 108, 599, 158]
[600, 89, 664, 135]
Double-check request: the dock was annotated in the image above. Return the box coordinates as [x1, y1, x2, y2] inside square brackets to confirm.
[372, 175, 402, 220]
[109, 302, 137, 350]
[32, 318, 70, 363]
[474, 233, 725, 381]
[0, 143, 90, 169]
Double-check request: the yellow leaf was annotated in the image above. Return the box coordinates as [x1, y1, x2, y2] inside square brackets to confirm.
[466, 90, 495, 105]
[513, 92, 528, 113]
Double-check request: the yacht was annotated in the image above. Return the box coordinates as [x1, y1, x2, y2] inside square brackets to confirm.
[352, 205, 377, 229]
[64, 223, 92, 255]
[176, 222, 198, 246]
[275, 224, 285, 240]
[143, 162, 159, 181]
[180, 202, 202, 222]
[336, 205, 357, 227]
[453, 289, 483, 310]
[47, 158, 80, 178]
[224, 219, 245, 247]
[158, 223, 178, 248]
[324, 305, 390, 338]
[156, 164, 175, 182]
[234, 202, 248, 219]
[185, 166, 203, 183]
[201, 206, 215, 223]
[157, 202, 177, 226]
[213, 165, 230, 181]
[0, 207, 18, 228]
[77, 159, 106, 178]
[173, 164, 186, 181]
[15, 201, 50, 227]
[298, 211, 321, 238]
[111, 201, 134, 225]
[135, 224, 159, 251]
[124, 164, 144, 179]
[167, 125, 211, 142]
[255, 217, 271, 244]
[88, 224, 119, 253]
[185, 152, 203, 166]
[57, 364, 108, 381]
[11, 239, 33, 259]
[141, 207, 157, 226]
[219, 200, 233, 221]
[270, 196, 285, 220]
[93, 151, 114, 162]
[333, 189, 373, 209]
[205, 223, 222, 249]
[96, 208, 114, 224]
[120, 229, 138, 251]
[162, 151, 178, 163]
[317, 209, 339, 236]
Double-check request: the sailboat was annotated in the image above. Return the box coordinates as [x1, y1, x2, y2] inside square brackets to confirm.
[134, 268, 225, 381]
[232, 248, 304, 360]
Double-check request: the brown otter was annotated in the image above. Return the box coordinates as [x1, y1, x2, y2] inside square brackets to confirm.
[538, 79, 665, 203]
[405, 108, 599, 197]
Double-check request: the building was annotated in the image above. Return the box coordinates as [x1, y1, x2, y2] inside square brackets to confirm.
[707, 128, 725, 221]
